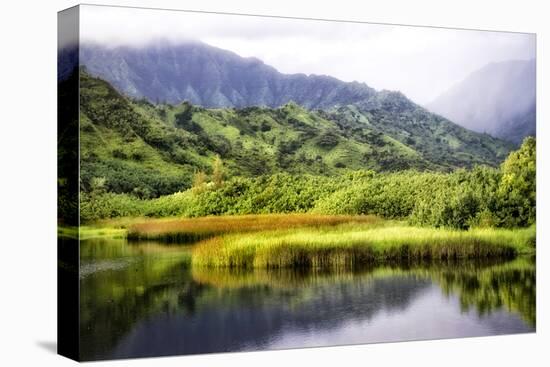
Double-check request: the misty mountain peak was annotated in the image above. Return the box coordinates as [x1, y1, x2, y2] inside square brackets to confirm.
[427, 59, 535, 144]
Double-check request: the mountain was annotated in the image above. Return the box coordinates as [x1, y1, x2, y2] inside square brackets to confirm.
[78, 71, 512, 198]
[426, 59, 536, 144]
[80, 41, 377, 109]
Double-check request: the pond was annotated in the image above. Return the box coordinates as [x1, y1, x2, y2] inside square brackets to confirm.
[78, 238, 535, 361]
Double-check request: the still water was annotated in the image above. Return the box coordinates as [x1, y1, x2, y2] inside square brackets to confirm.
[79, 238, 535, 361]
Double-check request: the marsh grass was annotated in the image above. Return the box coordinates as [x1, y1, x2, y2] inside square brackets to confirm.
[126, 214, 383, 243]
[58, 226, 127, 240]
[191, 224, 536, 268]
[82, 214, 535, 271]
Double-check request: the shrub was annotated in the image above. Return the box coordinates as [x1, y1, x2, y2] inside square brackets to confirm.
[495, 137, 536, 227]
[79, 141, 535, 230]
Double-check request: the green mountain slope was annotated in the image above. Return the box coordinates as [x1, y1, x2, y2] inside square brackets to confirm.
[327, 91, 513, 169]
[79, 71, 513, 198]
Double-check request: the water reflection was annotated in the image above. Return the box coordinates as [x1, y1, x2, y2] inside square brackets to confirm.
[79, 239, 535, 361]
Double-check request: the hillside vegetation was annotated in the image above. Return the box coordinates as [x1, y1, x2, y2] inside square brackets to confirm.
[81, 135, 535, 230]
[79, 71, 512, 200]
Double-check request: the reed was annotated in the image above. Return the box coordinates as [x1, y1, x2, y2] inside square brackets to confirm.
[191, 224, 535, 268]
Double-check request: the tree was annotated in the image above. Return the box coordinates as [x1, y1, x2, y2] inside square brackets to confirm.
[212, 155, 224, 189]
[192, 170, 208, 194]
[85, 177, 107, 221]
[90, 177, 107, 195]
[496, 137, 536, 227]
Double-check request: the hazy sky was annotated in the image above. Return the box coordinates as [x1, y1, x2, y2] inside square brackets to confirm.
[79, 5, 535, 104]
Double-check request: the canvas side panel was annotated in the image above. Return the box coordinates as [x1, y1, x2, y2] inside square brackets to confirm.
[57, 5, 80, 361]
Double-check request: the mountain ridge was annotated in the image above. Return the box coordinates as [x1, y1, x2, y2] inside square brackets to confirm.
[80, 40, 379, 109]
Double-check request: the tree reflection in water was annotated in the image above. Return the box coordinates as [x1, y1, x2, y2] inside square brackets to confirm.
[79, 239, 535, 361]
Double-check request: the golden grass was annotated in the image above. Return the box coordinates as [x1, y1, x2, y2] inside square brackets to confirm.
[126, 214, 384, 242]
[76, 214, 535, 270]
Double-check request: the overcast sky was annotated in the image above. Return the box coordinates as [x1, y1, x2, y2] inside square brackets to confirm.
[78, 5, 535, 104]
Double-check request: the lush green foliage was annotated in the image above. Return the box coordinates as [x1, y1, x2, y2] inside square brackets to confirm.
[410, 137, 535, 229]
[497, 137, 536, 227]
[81, 139, 535, 229]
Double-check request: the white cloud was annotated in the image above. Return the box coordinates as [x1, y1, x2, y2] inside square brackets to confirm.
[79, 4, 535, 104]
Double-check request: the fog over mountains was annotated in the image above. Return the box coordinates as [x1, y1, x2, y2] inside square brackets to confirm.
[79, 41, 535, 145]
[427, 59, 536, 144]
[80, 41, 378, 110]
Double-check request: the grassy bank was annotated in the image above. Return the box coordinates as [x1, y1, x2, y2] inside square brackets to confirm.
[191, 223, 536, 268]
[77, 213, 536, 269]
[126, 214, 383, 243]
[58, 226, 127, 240]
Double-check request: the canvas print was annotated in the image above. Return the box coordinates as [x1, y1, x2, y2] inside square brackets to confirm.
[58, 4, 536, 361]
